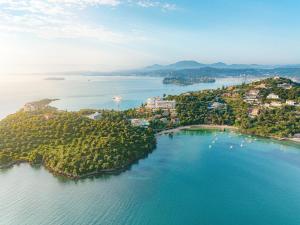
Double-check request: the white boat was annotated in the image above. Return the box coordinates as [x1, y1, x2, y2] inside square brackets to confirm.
[113, 96, 122, 102]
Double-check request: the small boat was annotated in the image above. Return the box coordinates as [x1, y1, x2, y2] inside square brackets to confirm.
[113, 96, 122, 102]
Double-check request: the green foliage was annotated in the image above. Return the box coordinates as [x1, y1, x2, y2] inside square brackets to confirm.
[0, 109, 155, 177]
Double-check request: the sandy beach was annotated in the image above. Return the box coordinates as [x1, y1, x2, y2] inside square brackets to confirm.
[157, 124, 237, 136]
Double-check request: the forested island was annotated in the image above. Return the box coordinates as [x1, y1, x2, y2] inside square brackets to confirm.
[0, 77, 299, 179]
[163, 76, 215, 86]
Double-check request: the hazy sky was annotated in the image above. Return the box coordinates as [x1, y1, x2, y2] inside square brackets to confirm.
[0, 0, 300, 73]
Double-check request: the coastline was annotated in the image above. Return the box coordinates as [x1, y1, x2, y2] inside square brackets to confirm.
[157, 124, 300, 144]
[157, 124, 237, 136]
[1, 124, 299, 179]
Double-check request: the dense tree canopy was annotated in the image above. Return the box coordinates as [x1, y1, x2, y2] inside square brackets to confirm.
[0, 109, 156, 178]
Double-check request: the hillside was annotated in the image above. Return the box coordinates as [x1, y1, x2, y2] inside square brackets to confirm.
[0, 108, 156, 178]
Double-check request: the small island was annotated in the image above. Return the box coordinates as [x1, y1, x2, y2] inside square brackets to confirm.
[0, 77, 299, 179]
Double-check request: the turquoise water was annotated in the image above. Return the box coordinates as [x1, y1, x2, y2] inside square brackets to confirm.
[0, 75, 246, 119]
[1, 130, 300, 225]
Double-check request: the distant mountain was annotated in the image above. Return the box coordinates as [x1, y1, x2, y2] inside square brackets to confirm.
[142, 60, 300, 71]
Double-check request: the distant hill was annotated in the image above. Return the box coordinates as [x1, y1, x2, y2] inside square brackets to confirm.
[143, 60, 300, 71]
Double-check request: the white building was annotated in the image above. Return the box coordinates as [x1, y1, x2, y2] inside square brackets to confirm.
[286, 100, 296, 106]
[146, 97, 176, 110]
[278, 83, 293, 89]
[267, 93, 280, 99]
[86, 112, 102, 120]
[208, 102, 225, 109]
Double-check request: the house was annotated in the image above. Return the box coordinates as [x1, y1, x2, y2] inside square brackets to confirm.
[286, 100, 296, 106]
[278, 83, 293, 89]
[243, 89, 260, 104]
[255, 83, 266, 89]
[208, 102, 225, 110]
[270, 101, 282, 107]
[274, 76, 280, 80]
[130, 119, 150, 127]
[160, 118, 169, 124]
[248, 108, 260, 118]
[86, 112, 102, 120]
[146, 97, 176, 110]
[267, 93, 280, 99]
[247, 89, 260, 97]
[23, 103, 37, 112]
[293, 133, 300, 138]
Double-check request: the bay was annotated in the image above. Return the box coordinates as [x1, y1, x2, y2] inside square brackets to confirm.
[0, 131, 300, 225]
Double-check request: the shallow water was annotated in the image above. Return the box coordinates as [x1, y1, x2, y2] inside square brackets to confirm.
[1, 130, 300, 225]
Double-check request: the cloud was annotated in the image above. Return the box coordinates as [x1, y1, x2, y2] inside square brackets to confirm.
[0, 0, 175, 42]
[135, 0, 177, 11]
[0, 0, 131, 43]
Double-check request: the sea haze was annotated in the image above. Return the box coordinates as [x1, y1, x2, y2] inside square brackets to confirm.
[0, 75, 247, 119]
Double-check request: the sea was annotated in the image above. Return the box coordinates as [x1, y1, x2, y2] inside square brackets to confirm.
[0, 75, 300, 225]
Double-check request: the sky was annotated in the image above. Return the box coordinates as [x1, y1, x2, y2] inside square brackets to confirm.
[0, 0, 300, 74]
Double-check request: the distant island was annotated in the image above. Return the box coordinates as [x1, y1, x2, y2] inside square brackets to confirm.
[163, 76, 215, 86]
[45, 77, 65, 81]
[0, 77, 299, 179]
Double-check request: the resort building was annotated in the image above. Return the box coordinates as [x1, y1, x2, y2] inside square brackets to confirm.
[267, 93, 280, 99]
[130, 119, 150, 127]
[146, 97, 176, 110]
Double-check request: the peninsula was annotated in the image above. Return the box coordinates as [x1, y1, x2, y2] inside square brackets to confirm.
[0, 77, 299, 179]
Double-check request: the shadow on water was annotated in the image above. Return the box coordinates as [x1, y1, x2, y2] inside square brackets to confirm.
[52, 147, 157, 185]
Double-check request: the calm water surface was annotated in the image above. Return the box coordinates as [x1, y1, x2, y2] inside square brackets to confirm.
[0, 75, 247, 119]
[1, 75, 300, 225]
[1, 131, 300, 225]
